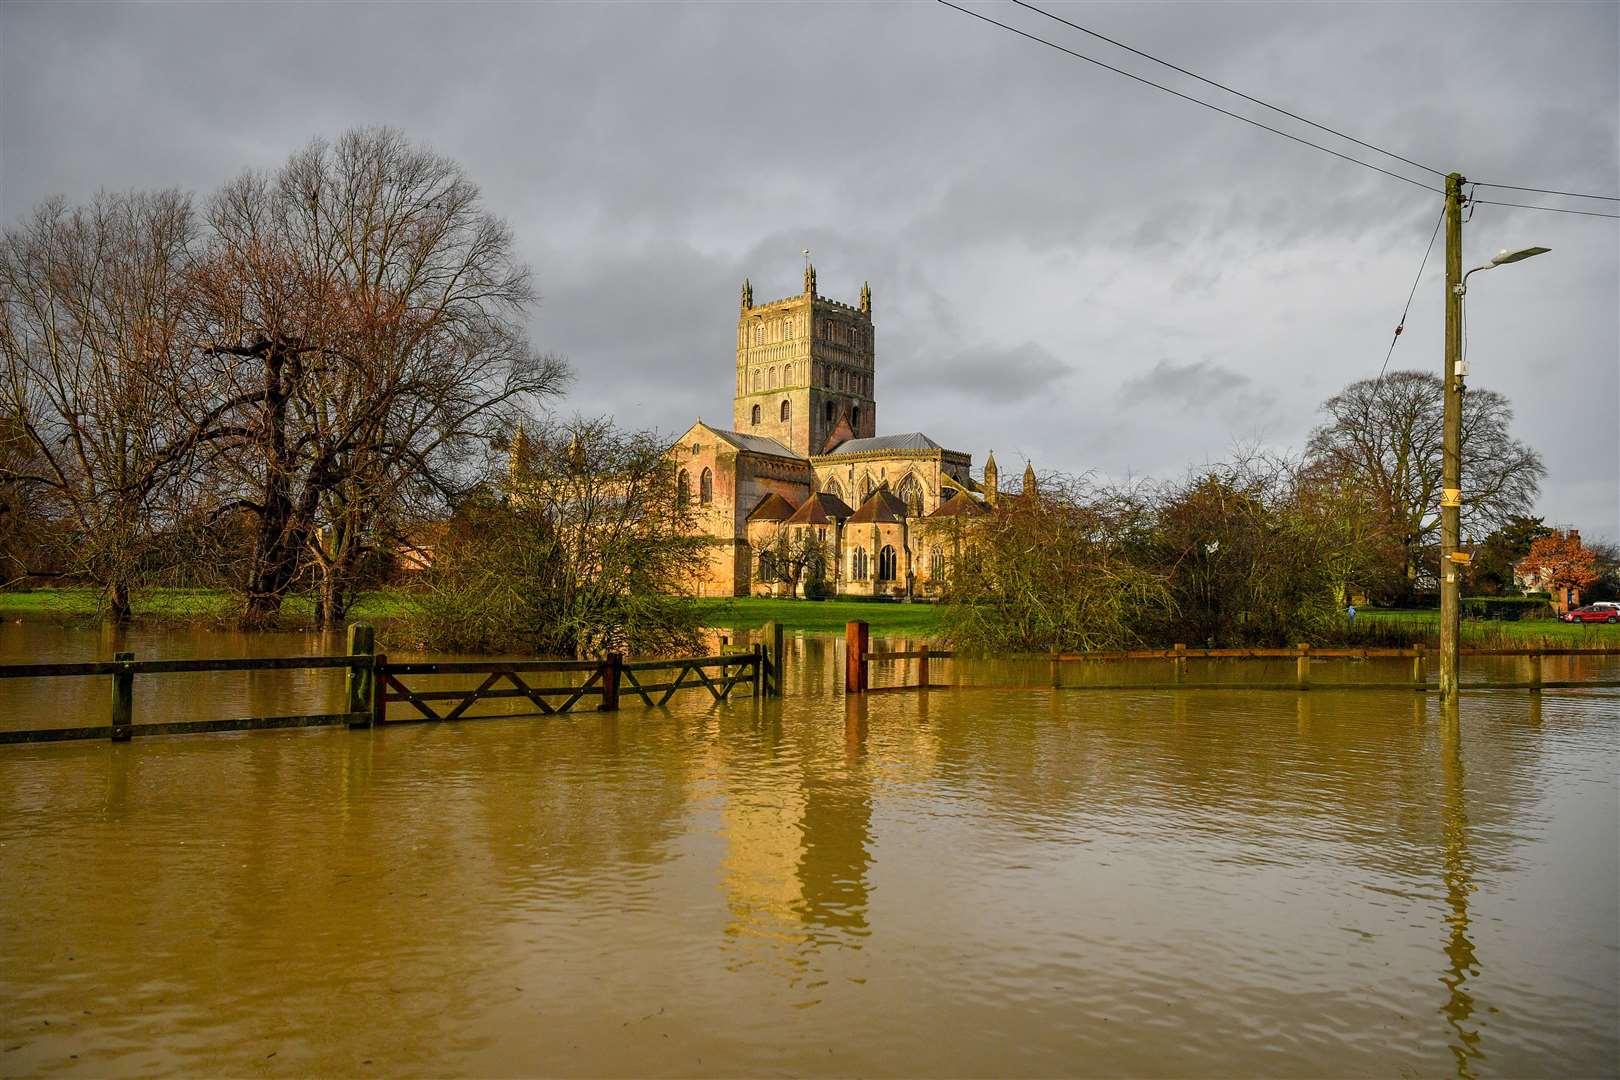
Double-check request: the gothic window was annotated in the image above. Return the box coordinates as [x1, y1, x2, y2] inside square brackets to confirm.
[753, 322, 763, 344]
[878, 545, 897, 582]
[699, 468, 713, 505]
[824, 478, 842, 500]
[852, 546, 868, 581]
[780, 399, 791, 422]
[783, 318, 792, 338]
[931, 551, 945, 577]
[861, 476, 875, 502]
[752, 369, 760, 392]
[676, 469, 690, 506]
[751, 404, 761, 426]
[824, 400, 834, 424]
[896, 474, 923, 517]
[769, 367, 778, 390]
[759, 550, 775, 582]
[851, 406, 862, 431]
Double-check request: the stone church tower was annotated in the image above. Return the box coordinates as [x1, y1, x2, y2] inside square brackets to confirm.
[733, 264, 876, 456]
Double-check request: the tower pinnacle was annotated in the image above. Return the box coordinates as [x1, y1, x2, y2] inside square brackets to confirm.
[804, 262, 817, 297]
[984, 451, 999, 507]
[741, 278, 753, 312]
[859, 280, 871, 314]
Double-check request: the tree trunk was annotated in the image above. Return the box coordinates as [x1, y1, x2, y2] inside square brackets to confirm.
[106, 579, 131, 625]
[240, 343, 298, 630]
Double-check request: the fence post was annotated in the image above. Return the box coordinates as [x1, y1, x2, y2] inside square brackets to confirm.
[1528, 652, 1542, 692]
[372, 653, 389, 725]
[1049, 649, 1060, 688]
[599, 652, 622, 711]
[345, 623, 375, 727]
[1411, 644, 1426, 687]
[752, 643, 765, 697]
[1172, 643, 1186, 684]
[763, 620, 785, 697]
[845, 620, 869, 694]
[110, 651, 134, 742]
[918, 644, 930, 690]
[1296, 643, 1311, 689]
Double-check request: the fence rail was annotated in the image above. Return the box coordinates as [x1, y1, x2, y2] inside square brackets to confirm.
[842, 621, 1620, 695]
[0, 622, 788, 745]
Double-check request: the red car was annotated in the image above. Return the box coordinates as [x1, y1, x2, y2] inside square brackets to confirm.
[1560, 604, 1619, 624]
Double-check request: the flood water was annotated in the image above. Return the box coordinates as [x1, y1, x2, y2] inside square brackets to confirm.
[1, 625, 1616, 1077]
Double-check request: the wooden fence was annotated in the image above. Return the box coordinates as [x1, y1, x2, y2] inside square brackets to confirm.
[843, 621, 1620, 694]
[0, 622, 785, 745]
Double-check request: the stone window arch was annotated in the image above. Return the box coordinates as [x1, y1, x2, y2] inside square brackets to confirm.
[852, 546, 868, 581]
[824, 478, 842, 500]
[931, 551, 945, 577]
[783, 317, 792, 338]
[896, 474, 923, 517]
[676, 469, 690, 506]
[769, 367, 778, 390]
[878, 545, 897, 582]
[861, 476, 875, 502]
[699, 468, 713, 505]
[752, 369, 760, 392]
[780, 399, 791, 422]
[751, 403, 760, 426]
[759, 550, 776, 582]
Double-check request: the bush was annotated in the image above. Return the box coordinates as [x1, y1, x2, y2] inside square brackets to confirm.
[1462, 596, 1551, 621]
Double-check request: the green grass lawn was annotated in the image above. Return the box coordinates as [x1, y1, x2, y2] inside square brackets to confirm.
[693, 597, 944, 637]
[0, 587, 411, 625]
[1358, 607, 1620, 647]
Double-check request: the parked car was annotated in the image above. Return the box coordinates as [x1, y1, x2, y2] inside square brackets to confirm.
[1560, 605, 1619, 624]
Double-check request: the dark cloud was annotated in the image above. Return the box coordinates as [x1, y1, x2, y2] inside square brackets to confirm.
[3, 0, 1614, 536]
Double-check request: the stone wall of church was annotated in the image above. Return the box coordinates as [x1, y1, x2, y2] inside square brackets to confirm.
[810, 450, 973, 516]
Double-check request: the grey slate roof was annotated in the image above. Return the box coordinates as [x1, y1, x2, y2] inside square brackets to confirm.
[823, 432, 943, 456]
[707, 428, 803, 460]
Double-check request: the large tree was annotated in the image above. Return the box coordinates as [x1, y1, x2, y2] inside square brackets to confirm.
[189, 128, 567, 627]
[1306, 370, 1544, 597]
[0, 191, 214, 620]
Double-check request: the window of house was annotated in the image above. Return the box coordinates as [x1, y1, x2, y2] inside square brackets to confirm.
[878, 545, 897, 582]
[699, 468, 713, 505]
[780, 399, 791, 422]
[751, 404, 760, 426]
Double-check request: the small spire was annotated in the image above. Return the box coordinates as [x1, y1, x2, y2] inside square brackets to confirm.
[984, 451, 999, 507]
[804, 261, 817, 297]
[741, 278, 753, 312]
[1023, 461, 1038, 497]
[859, 280, 871, 315]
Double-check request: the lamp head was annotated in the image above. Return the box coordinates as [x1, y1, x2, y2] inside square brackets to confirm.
[1490, 246, 1551, 266]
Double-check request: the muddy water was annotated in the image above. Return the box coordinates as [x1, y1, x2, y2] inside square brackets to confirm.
[0, 627, 1615, 1077]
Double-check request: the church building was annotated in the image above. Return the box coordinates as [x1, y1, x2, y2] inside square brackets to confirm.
[671, 264, 1028, 597]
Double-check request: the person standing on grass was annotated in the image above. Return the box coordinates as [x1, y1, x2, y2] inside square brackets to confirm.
[1347, 603, 1357, 624]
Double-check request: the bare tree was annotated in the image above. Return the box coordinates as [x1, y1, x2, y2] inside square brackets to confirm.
[0, 191, 209, 620]
[189, 128, 567, 627]
[1306, 371, 1544, 596]
[756, 525, 832, 597]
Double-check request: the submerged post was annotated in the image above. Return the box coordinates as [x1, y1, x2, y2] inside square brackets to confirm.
[599, 652, 622, 711]
[372, 653, 389, 725]
[752, 643, 765, 697]
[110, 651, 134, 742]
[1172, 643, 1186, 684]
[845, 620, 869, 694]
[345, 623, 375, 727]
[763, 620, 785, 697]
[1411, 644, 1427, 688]
[1296, 643, 1312, 689]
[1528, 652, 1542, 692]
[918, 644, 930, 690]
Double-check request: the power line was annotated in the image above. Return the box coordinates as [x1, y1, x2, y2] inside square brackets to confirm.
[1373, 201, 1448, 394]
[1472, 199, 1620, 220]
[935, 0, 1444, 194]
[1473, 182, 1618, 203]
[1010, 0, 1446, 180]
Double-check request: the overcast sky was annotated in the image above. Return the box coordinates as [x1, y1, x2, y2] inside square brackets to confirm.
[4, 0, 1616, 538]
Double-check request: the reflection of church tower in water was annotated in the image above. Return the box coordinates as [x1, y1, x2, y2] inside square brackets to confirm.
[718, 722, 874, 969]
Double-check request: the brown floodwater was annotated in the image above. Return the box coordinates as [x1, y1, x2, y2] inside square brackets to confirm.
[0, 625, 1616, 1077]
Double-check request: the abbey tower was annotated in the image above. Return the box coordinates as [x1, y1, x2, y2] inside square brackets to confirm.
[733, 264, 876, 456]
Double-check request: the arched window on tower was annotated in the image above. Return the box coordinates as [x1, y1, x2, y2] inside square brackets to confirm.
[851, 406, 862, 431]
[676, 469, 690, 506]
[752, 369, 760, 392]
[896, 474, 923, 517]
[824, 400, 834, 424]
[878, 545, 897, 582]
[780, 399, 791, 422]
[751, 404, 760, 426]
[769, 367, 778, 390]
[699, 468, 713, 505]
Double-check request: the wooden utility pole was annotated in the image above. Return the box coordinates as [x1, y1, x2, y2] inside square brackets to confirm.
[1440, 172, 1467, 701]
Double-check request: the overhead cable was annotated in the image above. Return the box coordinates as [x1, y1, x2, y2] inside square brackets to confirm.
[935, 0, 1444, 194]
[1472, 183, 1618, 203]
[1010, 0, 1446, 180]
[1472, 199, 1620, 220]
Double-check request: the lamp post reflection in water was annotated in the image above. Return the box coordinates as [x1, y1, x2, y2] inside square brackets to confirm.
[1439, 697, 1483, 1078]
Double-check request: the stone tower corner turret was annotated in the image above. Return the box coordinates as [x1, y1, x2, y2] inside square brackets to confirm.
[859, 281, 871, 314]
[1023, 460, 1038, 498]
[984, 451, 999, 506]
[741, 278, 753, 313]
[803, 262, 817, 297]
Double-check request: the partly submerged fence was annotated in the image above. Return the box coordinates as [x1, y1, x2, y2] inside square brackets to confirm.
[844, 621, 1620, 695]
[0, 622, 786, 745]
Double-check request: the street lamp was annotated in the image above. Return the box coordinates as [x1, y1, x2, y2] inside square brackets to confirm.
[1436, 199, 1551, 701]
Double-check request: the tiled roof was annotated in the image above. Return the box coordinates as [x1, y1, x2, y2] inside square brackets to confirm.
[785, 491, 855, 525]
[848, 487, 909, 524]
[928, 490, 990, 518]
[824, 432, 943, 456]
[746, 492, 798, 522]
[707, 427, 804, 460]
